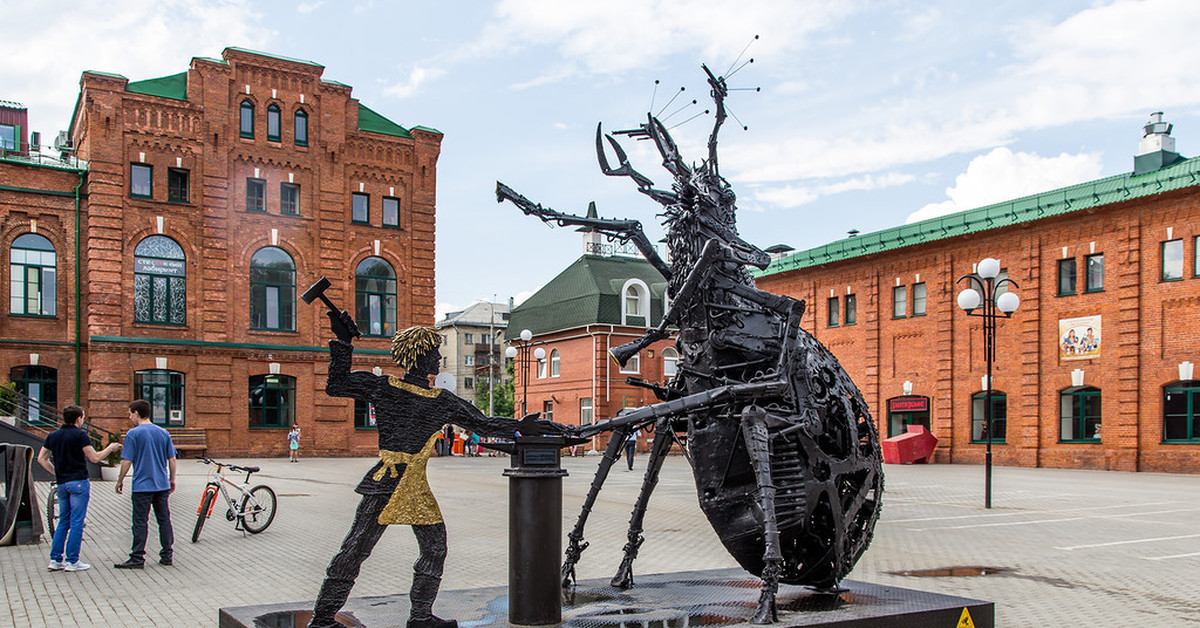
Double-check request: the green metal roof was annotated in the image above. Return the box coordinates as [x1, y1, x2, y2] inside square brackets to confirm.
[125, 71, 188, 101]
[410, 125, 444, 136]
[758, 154, 1200, 276]
[357, 103, 412, 138]
[224, 47, 323, 68]
[507, 255, 667, 338]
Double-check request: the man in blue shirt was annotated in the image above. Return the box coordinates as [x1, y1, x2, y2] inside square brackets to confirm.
[114, 399, 177, 569]
[37, 405, 121, 572]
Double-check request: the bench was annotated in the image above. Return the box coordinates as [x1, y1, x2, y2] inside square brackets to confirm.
[169, 428, 208, 458]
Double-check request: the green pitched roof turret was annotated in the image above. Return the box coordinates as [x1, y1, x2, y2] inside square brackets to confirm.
[507, 255, 667, 338]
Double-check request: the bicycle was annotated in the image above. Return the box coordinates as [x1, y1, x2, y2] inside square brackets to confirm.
[191, 458, 277, 543]
[44, 482, 58, 537]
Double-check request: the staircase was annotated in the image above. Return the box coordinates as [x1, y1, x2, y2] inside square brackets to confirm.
[0, 391, 118, 482]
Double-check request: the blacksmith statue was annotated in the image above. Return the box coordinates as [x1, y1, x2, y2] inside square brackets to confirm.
[308, 308, 559, 628]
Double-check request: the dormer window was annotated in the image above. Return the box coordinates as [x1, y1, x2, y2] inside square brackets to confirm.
[621, 278, 649, 327]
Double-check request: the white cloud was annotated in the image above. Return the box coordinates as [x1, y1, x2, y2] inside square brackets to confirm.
[751, 172, 915, 209]
[381, 64, 447, 99]
[466, 0, 854, 85]
[714, 0, 1200, 205]
[0, 0, 269, 138]
[905, 147, 1102, 223]
[297, 2, 324, 13]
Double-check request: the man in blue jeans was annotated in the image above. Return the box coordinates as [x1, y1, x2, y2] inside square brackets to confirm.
[114, 399, 177, 569]
[37, 405, 122, 572]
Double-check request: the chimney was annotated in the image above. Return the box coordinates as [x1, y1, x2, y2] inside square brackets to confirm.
[1135, 112, 1183, 175]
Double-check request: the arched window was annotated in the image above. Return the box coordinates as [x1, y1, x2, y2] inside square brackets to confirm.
[294, 109, 308, 146]
[550, 349, 560, 377]
[621, 278, 649, 327]
[250, 247, 295, 331]
[1164, 381, 1200, 442]
[239, 100, 255, 137]
[134, 235, 186, 325]
[355, 257, 397, 337]
[10, 233, 56, 316]
[11, 365, 56, 425]
[662, 347, 679, 377]
[970, 390, 1007, 443]
[1060, 386, 1101, 442]
[135, 369, 185, 426]
[267, 103, 281, 142]
[249, 374, 295, 428]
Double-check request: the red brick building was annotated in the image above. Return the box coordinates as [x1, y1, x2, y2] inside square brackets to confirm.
[507, 235, 676, 454]
[757, 115, 1200, 473]
[1, 48, 441, 456]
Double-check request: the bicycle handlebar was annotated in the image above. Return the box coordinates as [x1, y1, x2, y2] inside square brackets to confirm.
[195, 457, 260, 474]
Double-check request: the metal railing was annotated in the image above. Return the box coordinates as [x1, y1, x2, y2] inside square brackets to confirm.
[0, 389, 117, 444]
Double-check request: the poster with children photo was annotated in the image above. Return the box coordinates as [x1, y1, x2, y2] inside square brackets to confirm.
[1059, 315, 1101, 361]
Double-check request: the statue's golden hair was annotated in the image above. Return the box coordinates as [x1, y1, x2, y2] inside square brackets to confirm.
[390, 326, 441, 369]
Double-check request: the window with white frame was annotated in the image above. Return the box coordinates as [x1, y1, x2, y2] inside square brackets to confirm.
[662, 347, 679, 377]
[620, 351, 640, 374]
[580, 397, 593, 425]
[622, 279, 649, 327]
[550, 349, 560, 377]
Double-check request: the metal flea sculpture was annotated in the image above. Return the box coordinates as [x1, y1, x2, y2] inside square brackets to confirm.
[496, 64, 883, 624]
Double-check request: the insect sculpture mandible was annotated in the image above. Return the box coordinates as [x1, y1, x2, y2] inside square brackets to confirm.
[495, 64, 883, 624]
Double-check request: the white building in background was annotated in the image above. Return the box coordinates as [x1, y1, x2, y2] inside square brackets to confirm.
[436, 301, 511, 409]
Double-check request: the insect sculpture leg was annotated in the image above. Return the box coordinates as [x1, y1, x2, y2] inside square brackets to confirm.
[561, 425, 632, 589]
[611, 418, 675, 589]
[741, 405, 781, 624]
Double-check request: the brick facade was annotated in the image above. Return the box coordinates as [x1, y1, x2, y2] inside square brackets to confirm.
[757, 183, 1200, 473]
[1, 48, 440, 456]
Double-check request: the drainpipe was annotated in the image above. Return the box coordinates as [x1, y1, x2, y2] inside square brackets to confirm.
[73, 171, 83, 403]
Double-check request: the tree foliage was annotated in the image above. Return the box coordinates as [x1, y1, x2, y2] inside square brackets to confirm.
[473, 360, 515, 417]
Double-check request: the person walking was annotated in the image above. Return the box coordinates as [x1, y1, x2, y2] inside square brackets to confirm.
[288, 426, 301, 462]
[624, 428, 640, 471]
[114, 399, 177, 569]
[36, 405, 121, 572]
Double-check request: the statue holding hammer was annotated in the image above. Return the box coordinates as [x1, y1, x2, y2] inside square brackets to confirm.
[302, 277, 561, 628]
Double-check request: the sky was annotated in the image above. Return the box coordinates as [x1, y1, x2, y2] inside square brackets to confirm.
[5, 0, 1200, 321]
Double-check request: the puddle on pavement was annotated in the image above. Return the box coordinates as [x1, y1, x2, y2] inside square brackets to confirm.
[887, 566, 1013, 577]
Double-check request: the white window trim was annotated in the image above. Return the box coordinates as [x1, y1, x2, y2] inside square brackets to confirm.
[619, 352, 641, 375]
[550, 349, 560, 378]
[621, 278, 650, 326]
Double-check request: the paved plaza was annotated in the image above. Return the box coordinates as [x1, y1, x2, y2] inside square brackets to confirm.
[3, 454, 1199, 627]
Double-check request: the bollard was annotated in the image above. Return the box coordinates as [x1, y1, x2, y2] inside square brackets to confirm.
[502, 435, 570, 626]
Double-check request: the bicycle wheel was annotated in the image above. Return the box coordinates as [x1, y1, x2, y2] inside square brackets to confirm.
[45, 486, 57, 537]
[239, 485, 277, 534]
[192, 489, 216, 543]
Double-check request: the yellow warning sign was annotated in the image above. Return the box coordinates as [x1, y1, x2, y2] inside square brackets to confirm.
[956, 607, 976, 628]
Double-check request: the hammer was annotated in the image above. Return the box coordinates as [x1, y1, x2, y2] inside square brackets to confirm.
[302, 276, 360, 338]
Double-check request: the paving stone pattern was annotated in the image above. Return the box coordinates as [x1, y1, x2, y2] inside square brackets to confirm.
[3, 456, 1198, 627]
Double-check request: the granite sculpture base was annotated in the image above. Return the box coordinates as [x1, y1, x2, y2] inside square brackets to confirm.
[218, 568, 993, 628]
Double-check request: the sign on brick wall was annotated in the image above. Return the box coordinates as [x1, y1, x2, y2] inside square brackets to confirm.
[1059, 315, 1101, 361]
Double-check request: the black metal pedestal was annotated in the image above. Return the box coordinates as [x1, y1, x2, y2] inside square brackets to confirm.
[500, 435, 572, 626]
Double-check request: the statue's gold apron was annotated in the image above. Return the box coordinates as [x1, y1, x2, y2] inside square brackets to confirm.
[372, 434, 443, 525]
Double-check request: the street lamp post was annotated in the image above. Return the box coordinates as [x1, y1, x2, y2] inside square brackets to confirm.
[956, 257, 1020, 509]
[505, 329, 545, 416]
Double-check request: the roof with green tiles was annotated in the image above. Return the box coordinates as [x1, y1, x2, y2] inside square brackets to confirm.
[356, 103, 411, 138]
[125, 72, 188, 101]
[506, 255, 667, 338]
[757, 154, 1200, 277]
[113, 62, 425, 138]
